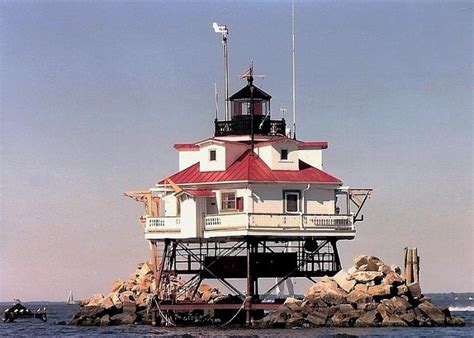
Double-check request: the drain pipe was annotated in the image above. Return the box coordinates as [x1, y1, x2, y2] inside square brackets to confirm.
[301, 184, 311, 229]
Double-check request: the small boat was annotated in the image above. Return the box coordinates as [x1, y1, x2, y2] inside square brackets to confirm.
[66, 290, 77, 305]
[3, 299, 47, 323]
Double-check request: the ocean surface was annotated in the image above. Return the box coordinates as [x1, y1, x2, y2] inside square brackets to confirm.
[1, 293, 472, 337]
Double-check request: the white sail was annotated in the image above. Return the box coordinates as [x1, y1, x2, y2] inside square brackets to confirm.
[67, 291, 74, 304]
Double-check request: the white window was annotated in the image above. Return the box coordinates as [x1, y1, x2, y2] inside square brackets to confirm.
[284, 190, 300, 213]
[209, 149, 217, 161]
[221, 192, 236, 211]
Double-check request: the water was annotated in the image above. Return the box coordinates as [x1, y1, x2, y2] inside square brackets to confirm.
[1, 294, 473, 337]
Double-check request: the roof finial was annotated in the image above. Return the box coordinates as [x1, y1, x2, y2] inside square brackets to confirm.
[239, 61, 265, 86]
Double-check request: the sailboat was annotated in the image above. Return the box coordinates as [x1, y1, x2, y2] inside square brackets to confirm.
[67, 290, 77, 305]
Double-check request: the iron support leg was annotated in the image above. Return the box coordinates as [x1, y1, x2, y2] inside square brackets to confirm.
[245, 240, 253, 325]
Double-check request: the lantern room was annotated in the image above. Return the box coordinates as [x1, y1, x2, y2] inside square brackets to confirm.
[214, 75, 286, 137]
[229, 76, 271, 118]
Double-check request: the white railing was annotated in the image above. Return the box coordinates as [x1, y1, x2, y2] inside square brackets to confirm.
[303, 214, 353, 229]
[204, 213, 354, 232]
[204, 213, 248, 231]
[248, 213, 301, 229]
[146, 217, 181, 232]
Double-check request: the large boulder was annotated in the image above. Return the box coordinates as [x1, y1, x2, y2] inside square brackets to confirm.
[101, 296, 115, 310]
[257, 309, 288, 328]
[119, 291, 136, 303]
[283, 297, 303, 311]
[355, 309, 380, 327]
[418, 302, 446, 325]
[382, 314, 408, 327]
[384, 272, 404, 286]
[111, 280, 124, 293]
[378, 264, 392, 274]
[350, 271, 384, 284]
[136, 275, 152, 293]
[305, 278, 337, 296]
[346, 289, 373, 304]
[320, 288, 347, 305]
[306, 311, 327, 326]
[136, 292, 149, 309]
[380, 296, 411, 315]
[367, 284, 393, 298]
[396, 285, 409, 296]
[353, 255, 384, 271]
[110, 312, 138, 325]
[333, 270, 356, 293]
[390, 264, 402, 274]
[85, 294, 104, 307]
[399, 310, 416, 325]
[122, 300, 136, 313]
[139, 262, 153, 276]
[287, 312, 305, 327]
[407, 282, 422, 299]
[100, 314, 110, 326]
[354, 284, 369, 292]
[330, 309, 363, 327]
[72, 306, 106, 320]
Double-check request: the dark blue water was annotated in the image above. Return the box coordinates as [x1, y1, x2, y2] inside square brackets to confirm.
[1, 298, 472, 337]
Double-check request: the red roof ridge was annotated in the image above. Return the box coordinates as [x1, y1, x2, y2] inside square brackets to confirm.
[174, 143, 199, 150]
[158, 148, 341, 185]
[298, 141, 328, 149]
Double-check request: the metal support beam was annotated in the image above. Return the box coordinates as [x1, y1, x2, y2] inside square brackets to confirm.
[150, 237, 344, 326]
[348, 188, 373, 223]
[245, 240, 253, 325]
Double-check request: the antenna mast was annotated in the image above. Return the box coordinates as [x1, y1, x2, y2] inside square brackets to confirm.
[291, 0, 297, 139]
[213, 22, 230, 121]
[214, 83, 219, 120]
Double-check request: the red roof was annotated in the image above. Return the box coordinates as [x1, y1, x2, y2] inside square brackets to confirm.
[159, 150, 341, 185]
[182, 189, 215, 197]
[174, 143, 199, 151]
[298, 141, 328, 149]
[174, 138, 328, 150]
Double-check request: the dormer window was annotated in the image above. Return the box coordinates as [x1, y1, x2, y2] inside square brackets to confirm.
[209, 149, 217, 161]
[280, 149, 289, 160]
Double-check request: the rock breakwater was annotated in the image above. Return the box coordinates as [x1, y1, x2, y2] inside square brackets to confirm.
[256, 255, 464, 328]
[70, 261, 223, 326]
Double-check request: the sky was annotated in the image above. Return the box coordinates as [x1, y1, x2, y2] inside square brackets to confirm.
[0, 0, 472, 301]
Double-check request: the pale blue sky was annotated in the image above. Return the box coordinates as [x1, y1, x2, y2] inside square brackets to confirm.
[1, 0, 472, 301]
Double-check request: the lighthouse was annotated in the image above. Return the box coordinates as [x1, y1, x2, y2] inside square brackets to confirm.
[125, 28, 372, 324]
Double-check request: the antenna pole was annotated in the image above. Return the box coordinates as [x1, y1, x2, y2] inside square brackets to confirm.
[214, 83, 219, 120]
[250, 82, 255, 154]
[291, 0, 297, 140]
[213, 22, 230, 121]
[223, 30, 230, 121]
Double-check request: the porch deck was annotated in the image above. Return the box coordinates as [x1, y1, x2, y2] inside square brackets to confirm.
[144, 212, 355, 240]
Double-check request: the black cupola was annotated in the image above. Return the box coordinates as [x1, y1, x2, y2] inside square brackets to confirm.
[214, 73, 285, 137]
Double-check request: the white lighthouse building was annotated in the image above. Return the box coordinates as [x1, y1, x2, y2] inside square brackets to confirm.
[125, 67, 371, 325]
[129, 73, 370, 242]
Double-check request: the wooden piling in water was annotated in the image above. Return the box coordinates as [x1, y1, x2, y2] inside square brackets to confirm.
[404, 247, 420, 285]
[404, 247, 412, 284]
[413, 247, 419, 283]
